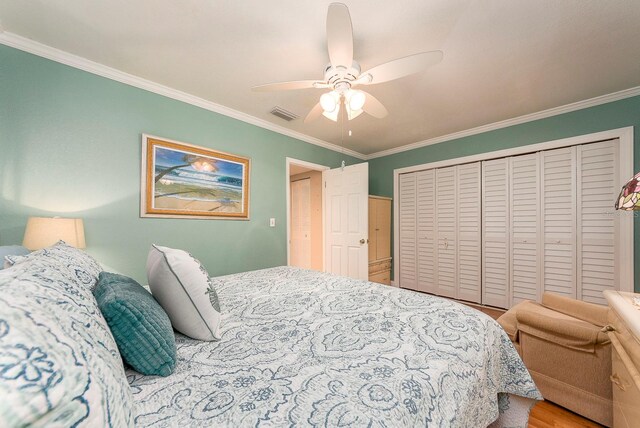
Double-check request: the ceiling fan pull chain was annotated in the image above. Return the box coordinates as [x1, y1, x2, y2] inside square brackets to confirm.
[341, 102, 346, 171]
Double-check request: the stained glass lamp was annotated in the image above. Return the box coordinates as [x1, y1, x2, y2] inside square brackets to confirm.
[615, 172, 640, 210]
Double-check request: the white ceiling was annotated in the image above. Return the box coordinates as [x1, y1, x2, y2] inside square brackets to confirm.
[1, 0, 640, 156]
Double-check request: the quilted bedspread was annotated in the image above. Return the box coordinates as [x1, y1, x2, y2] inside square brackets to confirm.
[128, 267, 541, 427]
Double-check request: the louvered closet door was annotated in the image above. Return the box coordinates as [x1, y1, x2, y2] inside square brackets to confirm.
[416, 169, 437, 294]
[577, 140, 619, 305]
[399, 173, 417, 290]
[482, 158, 510, 308]
[436, 166, 457, 298]
[510, 153, 540, 306]
[457, 163, 481, 303]
[541, 147, 577, 298]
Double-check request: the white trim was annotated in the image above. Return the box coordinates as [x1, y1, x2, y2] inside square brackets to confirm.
[285, 157, 330, 269]
[393, 172, 400, 285]
[0, 32, 365, 161]
[367, 87, 640, 159]
[393, 127, 634, 293]
[3, 31, 640, 163]
[394, 127, 633, 175]
[617, 133, 635, 294]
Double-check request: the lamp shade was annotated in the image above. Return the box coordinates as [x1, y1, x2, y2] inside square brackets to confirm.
[347, 90, 366, 111]
[23, 217, 86, 250]
[615, 172, 640, 211]
[322, 104, 340, 122]
[320, 91, 339, 113]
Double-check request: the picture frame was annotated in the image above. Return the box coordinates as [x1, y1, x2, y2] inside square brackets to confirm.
[141, 134, 250, 219]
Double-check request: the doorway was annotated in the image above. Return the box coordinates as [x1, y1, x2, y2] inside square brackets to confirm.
[286, 158, 329, 271]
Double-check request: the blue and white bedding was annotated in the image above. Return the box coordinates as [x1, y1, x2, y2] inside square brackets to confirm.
[128, 267, 541, 427]
[0, 243, 133, 426]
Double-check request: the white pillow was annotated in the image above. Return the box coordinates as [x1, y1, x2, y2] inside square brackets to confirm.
[146, 245, 221, 341]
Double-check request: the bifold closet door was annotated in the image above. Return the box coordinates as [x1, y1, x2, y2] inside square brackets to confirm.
[398, 173, 417, 290]
[436, 166, 457, 298]
[482, 158, 510, 308]
[416, 170, 437, 294]
[541, 147, 576, 299]
[456, 163, 481, 303]
[577, 140, 619, 305]
[510, 152, 540, 306]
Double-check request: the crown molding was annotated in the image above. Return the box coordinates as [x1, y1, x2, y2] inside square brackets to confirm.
[2, 31, 638, 163]
[0, 32, 367, 160]
[366, 85, 640, 160]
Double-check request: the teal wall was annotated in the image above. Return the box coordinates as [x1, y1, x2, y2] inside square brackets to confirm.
[368, 95, 640, 291]
[0, 45, 360, 282]
[3, 42, 639, 291]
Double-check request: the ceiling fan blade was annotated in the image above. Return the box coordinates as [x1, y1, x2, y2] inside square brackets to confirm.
[358, 51, 443, 85]
[362, 91, 388, 118]
[304, 103, 324, 123]
[252, 80, 329, 92]
[326, 3, 353, 67]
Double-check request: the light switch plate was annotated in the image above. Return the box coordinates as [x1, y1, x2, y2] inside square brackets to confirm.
[269, 218, 276, 227]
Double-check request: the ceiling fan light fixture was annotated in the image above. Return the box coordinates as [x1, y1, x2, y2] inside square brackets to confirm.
[346, 107, 363, 121]
[252, 4, 443, 125]
[320, 91, 339, 112]
[322, 105, 340, 122]
[347, 89, 366, 111]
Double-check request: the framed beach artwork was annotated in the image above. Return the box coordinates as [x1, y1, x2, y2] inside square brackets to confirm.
[141, 135, 250, 219]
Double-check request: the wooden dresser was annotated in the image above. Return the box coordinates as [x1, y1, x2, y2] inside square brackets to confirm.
[604, 290, 640, 428]
[368, 196, 392, 285]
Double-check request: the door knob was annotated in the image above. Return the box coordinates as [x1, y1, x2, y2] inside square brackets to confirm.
[360, 239, 366, 244]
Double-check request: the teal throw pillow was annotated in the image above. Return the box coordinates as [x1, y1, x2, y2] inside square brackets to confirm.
[94, 271, 177, 376]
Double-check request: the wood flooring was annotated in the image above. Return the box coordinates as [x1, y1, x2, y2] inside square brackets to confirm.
[528, 401, 603, 428]
[461, 302, 604, 428]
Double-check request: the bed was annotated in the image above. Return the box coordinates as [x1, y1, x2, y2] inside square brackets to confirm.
[127, 266, 541, 427]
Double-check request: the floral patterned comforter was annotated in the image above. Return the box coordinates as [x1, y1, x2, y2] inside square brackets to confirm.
[128, 267, 541, 427]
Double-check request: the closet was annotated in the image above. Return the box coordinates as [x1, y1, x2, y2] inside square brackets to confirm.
[368, 196, 392, 285]
[399, 164, 481, 302]
[397, 138, 628, 308]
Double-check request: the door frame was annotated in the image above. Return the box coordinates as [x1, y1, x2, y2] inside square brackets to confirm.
[286, 157, 330, 269]
[393, 126, 634, 291]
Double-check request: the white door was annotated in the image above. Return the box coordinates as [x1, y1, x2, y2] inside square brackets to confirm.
[324, 162, 369, 280]
[435, 166, 457, 298]
[398, 172, 417, 290]
[577, 140, 619, 305]
[541, 146, 577, 299]
[457, 162, 482, 303]
[482, 158, 510, 308]
[290, 178, 312, 269]
[416, 170, 436, 294]
[510, 152, 541, 306]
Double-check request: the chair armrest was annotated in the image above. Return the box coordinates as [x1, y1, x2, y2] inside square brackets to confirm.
[541, 292, 609, 327]
[516, 308, 610, 353]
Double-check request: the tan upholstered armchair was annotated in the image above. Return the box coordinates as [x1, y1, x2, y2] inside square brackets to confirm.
[497, 292, 612, 427]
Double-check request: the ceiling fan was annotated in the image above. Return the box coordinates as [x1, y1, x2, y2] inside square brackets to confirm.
[252, 3, 443, 123]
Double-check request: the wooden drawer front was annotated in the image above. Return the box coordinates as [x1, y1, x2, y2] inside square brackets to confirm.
[610, 333, 640, 428]
[370, 270, 391, 285]
[369, 259, 392, 275]
[610, 311, 640, 367]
